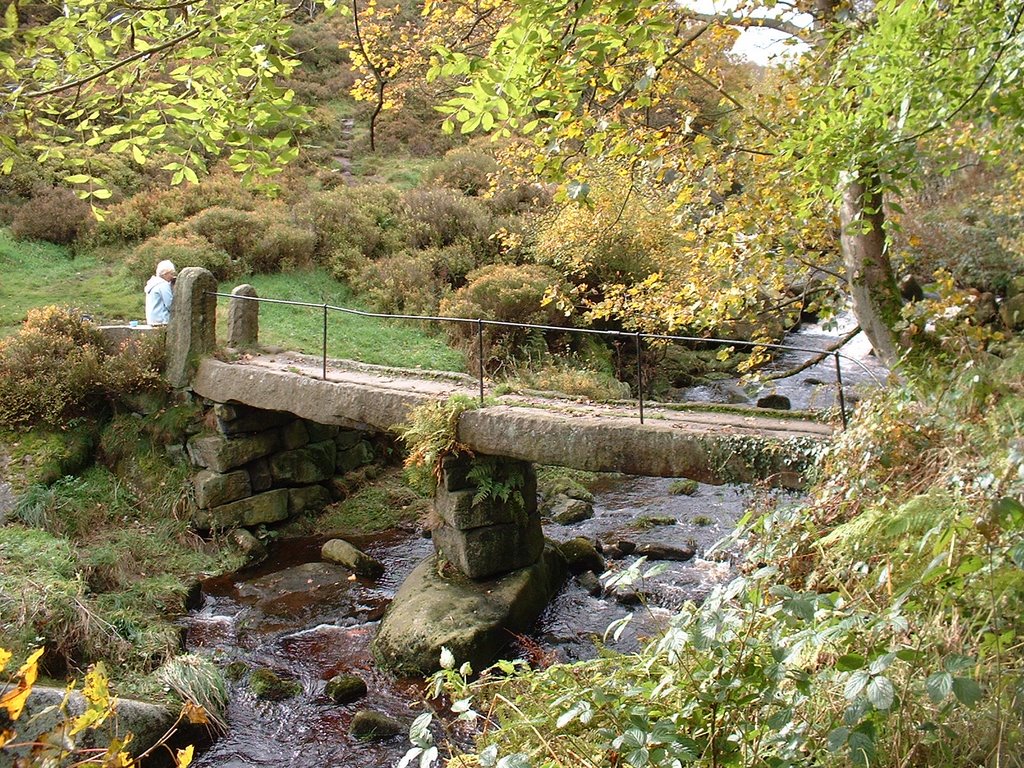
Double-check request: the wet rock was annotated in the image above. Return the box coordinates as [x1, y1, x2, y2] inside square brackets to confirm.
[756, 394, 791, 410]
[668, 479, 698, 496]
[197, 489, 289, 531]
[249, 668, 301, 701]
[270, 440, 337, 484]
[635, 541, 696, 562]
[288, 484, 331, 517]
[325, 673, 368, 704]
[194, 469, 251, 509]
[373, 544, 567, 676]
[306, 421, 340, 442]
[225, 661, 248, 681]
[804, 377, 826, 386]
[13, 686, 177, 762]
[575, 570, 603, 596]
[973, 292, 998, 325]
[1000, 293, 1024, 330]
[549, 495, 594, 525]
[336, 440, 375, 473]
[184, 580, 204, 611]
[188, 430, 280, 473]
[248, 457, 273, 493]
[214, 404, 293, 436]
[634, 515, 677, 528]
[322, 538, 385, 579]
[558, 537, 605, 575]
[279, 420, 310, 451]
[432, 514, 545, 580]
[899, 274, 925, 302]
[228, 528, 267, 563]
[350, 709, 404, 741]
[334, 429, 363, 451]
[440, 454, 473, 491]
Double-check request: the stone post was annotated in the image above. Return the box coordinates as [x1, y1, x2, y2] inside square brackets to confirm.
[431, 455, 543, 580]
[165, 267, 218, 388]
[227, 284, 259, 348]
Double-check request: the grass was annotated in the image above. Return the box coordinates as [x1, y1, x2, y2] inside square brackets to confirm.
[219, 269, 466, 371]
[0, 227, 466, 372]
[284, 465, 429, 536]
[0, 228, 141, 336]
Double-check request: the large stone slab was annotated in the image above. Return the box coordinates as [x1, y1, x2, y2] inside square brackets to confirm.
[372, 544, 566, 676]
[188, 430, 280, 473]
[270, 440, 337, 484]
[194, 468, 251, 509]
[227, 283, 259, 348]
[198, 488, 289, 530]
[214, 403, 292, 436]
[289, 484, 332, 516]
[432, 514, 544, 580]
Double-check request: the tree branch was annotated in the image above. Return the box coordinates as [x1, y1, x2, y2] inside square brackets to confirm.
[763, 325, 860, 381]
[25, 27, 201, 99]
[682, 10, 806, 39]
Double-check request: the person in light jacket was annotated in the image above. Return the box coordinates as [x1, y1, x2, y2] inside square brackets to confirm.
[144, 260, 177, 325]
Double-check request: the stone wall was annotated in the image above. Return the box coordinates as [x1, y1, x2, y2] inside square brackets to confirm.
[186, 403, 376, 531]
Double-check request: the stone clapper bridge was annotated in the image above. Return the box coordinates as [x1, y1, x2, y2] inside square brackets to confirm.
[155, 267, 834, 675]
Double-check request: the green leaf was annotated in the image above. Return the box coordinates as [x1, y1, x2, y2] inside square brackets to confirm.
[91, 188, 112, 200]
[496, 754, 531, 768]
[848, 729, 876, 768]
[951, 677, 983, 706]
[994, 497, 1024, 530]
[926, 671, 953, 703]
[63, 174, 92, 184]
[836, 654, 866, 672]
[827, 726, 849, 752]
[867, 676, 894, 710]
[844, 671, 871, 701]
[439, 647, 455, 670]
[4, 2, 17, 33]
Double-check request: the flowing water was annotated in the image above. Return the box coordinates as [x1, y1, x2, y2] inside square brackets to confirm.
[185, 317, 885, 767]
[185, 478, 792, 768]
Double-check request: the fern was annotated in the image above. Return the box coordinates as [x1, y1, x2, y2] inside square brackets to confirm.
[467, 457, 526, 514]
[400, 395, 478, 489]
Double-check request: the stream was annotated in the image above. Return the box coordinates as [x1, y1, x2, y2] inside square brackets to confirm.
[183, 319, 885, 767]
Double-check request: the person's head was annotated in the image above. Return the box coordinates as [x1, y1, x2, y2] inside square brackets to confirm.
[156, 259, 177, 283]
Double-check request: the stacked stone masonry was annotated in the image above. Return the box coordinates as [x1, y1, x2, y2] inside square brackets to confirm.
[187, 402, 375, 531]
[431, 455, 543, 580]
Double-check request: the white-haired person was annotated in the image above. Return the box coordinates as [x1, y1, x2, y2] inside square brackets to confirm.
[144, 260, 177, 326]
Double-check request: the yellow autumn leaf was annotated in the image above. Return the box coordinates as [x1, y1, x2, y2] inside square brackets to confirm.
[0, 647, 44, 721]
[182, 701, 209, 725]
[176, 744, 195, 767]
[0, 648, 11, 673]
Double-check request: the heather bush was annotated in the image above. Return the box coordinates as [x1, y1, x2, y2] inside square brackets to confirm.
[372, 93, 462, 157]
[127, 229, 236, 282]
[0, 306, 165, 429]
[424, 242, 479, 289]
[400, 188, 494, 251]
[187, 206, 258, 260]
[91, 173, 255, 246]
[295, 185, 404, 279]
[488, 181, 553, 216]
[11, 187, 93, 245]
[424, 146, 498, 196]
[439, 263, 569, 371]
[249, 203, 317, 273]
[352, 251, 444, 315]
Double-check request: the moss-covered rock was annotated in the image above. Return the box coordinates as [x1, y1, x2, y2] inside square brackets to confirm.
[349, 709, 403, 741]
[372, 543, 566, 676]
[249, 668, 301, 701]
[558, 537, 605, 575]
[325, 673, 368, 704]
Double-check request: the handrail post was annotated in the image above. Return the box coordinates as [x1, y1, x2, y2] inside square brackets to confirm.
[477, 318, 485, 405]
[322, 303, 328, 381]
[834, 350, 847, 430]
[635, 332, 644, 425]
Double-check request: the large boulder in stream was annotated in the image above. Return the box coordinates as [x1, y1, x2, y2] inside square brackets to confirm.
[372, 543, 567, 676]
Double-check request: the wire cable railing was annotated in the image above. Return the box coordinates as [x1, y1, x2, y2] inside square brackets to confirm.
[210, 291, 877, 429]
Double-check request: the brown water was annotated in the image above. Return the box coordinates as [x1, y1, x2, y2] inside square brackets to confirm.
[184, 476, 799, 767]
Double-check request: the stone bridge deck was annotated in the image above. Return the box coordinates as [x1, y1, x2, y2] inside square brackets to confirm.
[192, 352, 833, 488]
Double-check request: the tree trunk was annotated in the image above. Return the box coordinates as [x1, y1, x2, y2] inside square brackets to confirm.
[839, 169, 903, 368]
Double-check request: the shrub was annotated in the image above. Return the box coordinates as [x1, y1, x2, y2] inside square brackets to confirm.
[439, 263, 569, 372]
[488, 181, 554, 216]
[186, 206, 258, 260]
[400, 188, 495, 251]
[352, 251, 444, 315]
[0, 306, 166, 429]
[424, 242, 479, 290]
[91, 173, 255, 246]
[127, 229, 235, 283]
[10, 187, 93, 245]
[424, 146, 498, 196]
[248, 203, 317, 273]
[295, 185, 404, 279]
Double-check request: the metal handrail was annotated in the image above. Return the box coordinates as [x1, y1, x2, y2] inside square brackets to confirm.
[211, 290, 877, 429]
